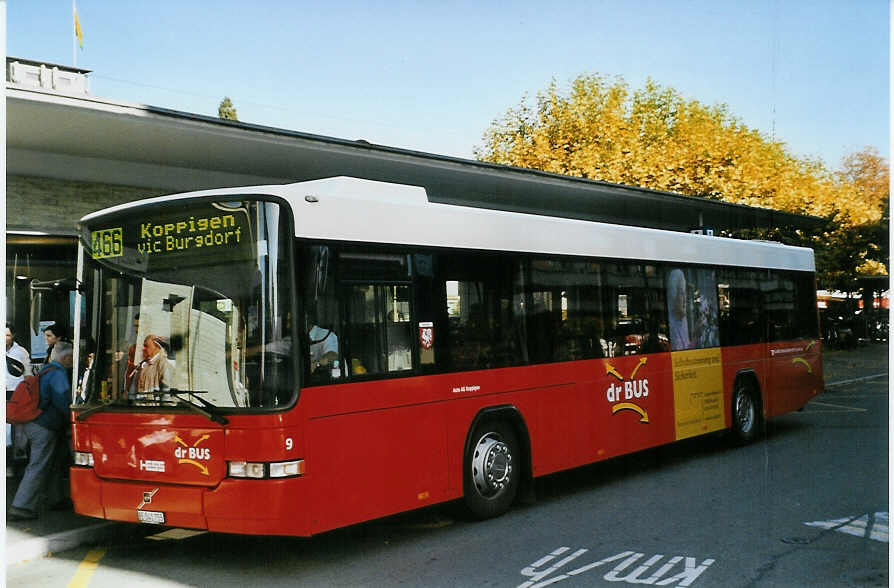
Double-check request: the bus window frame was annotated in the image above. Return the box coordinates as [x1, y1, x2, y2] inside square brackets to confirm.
[76, 193, 302, 415]
[299, 241, 425, 385]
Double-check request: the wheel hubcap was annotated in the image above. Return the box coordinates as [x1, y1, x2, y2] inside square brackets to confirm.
[472, 434, 512, 497]
[736, 390, 754, 433]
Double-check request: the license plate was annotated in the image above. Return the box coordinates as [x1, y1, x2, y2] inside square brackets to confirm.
[137, 510, 165, 525]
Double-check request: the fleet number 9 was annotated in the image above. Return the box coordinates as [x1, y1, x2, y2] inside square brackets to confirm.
[285, 437, 293, 451]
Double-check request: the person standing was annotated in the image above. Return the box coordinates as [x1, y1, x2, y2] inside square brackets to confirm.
[6, 322, 31, 388]
[133, 335, 173, 394]
[7, 341, 73, 521]
[6, 322, 32, 477]
[42, 323, 64, 366]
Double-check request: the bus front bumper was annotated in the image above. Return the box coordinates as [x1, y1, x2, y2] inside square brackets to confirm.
[70, 467, 310, 536]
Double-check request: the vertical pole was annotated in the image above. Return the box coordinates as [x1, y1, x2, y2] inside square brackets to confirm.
[1, 0, 6, 337]
[72, 0, 77, 67]
[73, 245, 84, 403]
[1, 0, 7, 503]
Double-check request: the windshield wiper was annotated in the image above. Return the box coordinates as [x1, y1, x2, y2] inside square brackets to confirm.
[75, 401, 119, 421]
[168, 389, 229, 426]
[75, 390, 229, 425]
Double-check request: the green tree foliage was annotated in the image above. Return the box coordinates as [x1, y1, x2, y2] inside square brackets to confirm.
[218, 96, 238, 121]
[476, 74, 888, 291]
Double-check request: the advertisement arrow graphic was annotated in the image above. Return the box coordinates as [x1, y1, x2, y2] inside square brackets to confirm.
[605, 364, 623, 381]
[630, 357, 648, 379]
[178, 459, 210, 476]
[611, 403, 650, 424]
[792, 357, 812, 373]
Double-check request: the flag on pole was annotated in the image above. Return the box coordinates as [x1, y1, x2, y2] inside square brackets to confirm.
[74, 7, 84, 49]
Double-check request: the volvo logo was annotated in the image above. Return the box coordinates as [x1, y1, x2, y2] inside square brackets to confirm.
[137, 488, 159, 510]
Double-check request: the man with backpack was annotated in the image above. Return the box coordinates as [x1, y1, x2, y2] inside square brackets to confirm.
[8, 341, 73, 521]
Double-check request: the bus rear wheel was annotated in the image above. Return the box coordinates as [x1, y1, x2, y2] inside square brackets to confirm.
[731, 379, 762, 444]
[463, 421, 520, 519]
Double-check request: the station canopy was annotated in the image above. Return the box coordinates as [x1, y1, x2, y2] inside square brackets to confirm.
[8, 85, 824, 234]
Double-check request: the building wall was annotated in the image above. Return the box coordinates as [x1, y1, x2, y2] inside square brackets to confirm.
[5, 175, 168, 352]
[7, 175, 166, 233]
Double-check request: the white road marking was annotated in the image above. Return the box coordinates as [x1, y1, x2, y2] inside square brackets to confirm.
[824, 373, 888, 388]
[803, 400, 868, 413]
[146, 528, 208, 541]
[820, 392, 888, 398]
[519, 549, 714, 587]
[805, 512, 888, 543]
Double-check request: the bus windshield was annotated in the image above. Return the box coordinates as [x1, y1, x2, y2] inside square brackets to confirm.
[78, 198, 295, 412]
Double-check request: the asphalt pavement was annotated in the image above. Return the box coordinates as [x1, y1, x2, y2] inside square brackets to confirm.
[821, 341, 889, 385]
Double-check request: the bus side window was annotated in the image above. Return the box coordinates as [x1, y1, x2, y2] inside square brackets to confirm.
[763, 270, 817, 341]
[527, 258, 621, 362]
[302, 245, 341, 386]
[793, 273, 820, 339]
[719, 269, 764, 346]
[763, 270, 797, 342]
[603, 264, 666, 356]
[343, 284, 413, 377]
[440, 253, 526, 371]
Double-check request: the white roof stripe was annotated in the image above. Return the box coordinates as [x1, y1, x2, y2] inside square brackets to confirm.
[80, 176, 815, 272]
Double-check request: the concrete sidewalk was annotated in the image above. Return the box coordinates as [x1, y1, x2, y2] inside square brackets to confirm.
[4, 343, 888, 566]
[5, 476, 147, 566]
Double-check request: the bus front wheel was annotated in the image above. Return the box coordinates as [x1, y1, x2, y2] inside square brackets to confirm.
[463, 421, 520, 519]
[731, 379, 762, 444]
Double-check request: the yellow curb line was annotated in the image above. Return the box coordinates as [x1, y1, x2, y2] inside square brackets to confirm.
[68, 547, 106, 588]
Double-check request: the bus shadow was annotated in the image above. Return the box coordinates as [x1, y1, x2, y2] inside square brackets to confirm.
[531, 419, 812, 504]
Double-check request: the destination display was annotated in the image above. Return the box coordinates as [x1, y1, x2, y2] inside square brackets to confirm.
[89, 210, 247, 260]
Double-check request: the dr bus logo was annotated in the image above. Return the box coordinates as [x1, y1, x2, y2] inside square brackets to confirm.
[174, 434, 212, 475]
[604, 358, 650, 424]
[175, 445, 210, 461]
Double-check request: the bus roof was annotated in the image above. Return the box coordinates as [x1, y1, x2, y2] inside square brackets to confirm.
[81, 176, 815, 273]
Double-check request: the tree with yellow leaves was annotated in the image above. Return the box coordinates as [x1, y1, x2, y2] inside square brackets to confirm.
[476, 74, 887, 291]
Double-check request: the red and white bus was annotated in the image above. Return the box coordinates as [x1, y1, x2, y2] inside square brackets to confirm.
[71, 176, 823, 535]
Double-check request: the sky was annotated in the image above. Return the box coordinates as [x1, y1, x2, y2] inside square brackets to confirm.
[6, 0, 890, 170]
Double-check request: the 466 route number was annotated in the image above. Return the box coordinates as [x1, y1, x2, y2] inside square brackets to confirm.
[91, 228, 123, 259]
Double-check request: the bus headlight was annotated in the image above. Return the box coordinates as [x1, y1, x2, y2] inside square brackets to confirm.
[228, 461, 265, 478]
[73, 452, 94, 467]
[269, 460, 305, 478]
[227, 460, 304, 479]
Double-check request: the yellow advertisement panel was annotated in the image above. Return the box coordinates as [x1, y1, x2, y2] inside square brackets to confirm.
[672, 348, 724, 440]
